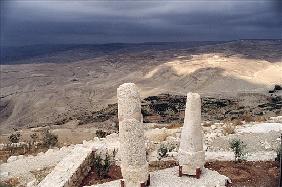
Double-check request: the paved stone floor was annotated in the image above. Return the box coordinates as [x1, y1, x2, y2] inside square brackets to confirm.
[87, 167, 229, 187]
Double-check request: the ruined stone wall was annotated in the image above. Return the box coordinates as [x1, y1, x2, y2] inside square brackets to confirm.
[38, 146, 93, 187]
[36, 134, 119, 187]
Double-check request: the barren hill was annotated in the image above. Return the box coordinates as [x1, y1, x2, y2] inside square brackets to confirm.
[1, 40, 282, 132]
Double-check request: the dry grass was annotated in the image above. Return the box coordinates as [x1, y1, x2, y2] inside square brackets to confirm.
[166, 123, 182, 129]
[0, 177, 20, 187]
[202, 121, 213, 127]
[152, 123, 182, 129]
[253, 116, 267, 122]
[223, 123, 236, 135]
[231, 119, 243, 126]
[241, 114, 254, 123]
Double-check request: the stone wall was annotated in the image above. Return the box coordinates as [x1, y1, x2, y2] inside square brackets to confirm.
[37, 134, 119, 187]
[38, 146, 93, 187]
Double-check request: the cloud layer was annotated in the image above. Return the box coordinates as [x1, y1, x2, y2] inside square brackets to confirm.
[1, 0, 282, 46]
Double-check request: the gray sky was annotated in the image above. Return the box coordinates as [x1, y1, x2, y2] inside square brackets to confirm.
[1, 0, 282, 46]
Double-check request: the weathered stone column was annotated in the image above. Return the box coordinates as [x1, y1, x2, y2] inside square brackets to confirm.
[117, 83, 149, 187]
[178, 92, 205, 178]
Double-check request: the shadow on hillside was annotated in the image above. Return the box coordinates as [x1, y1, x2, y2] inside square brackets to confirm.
[139, 66, 273, 97]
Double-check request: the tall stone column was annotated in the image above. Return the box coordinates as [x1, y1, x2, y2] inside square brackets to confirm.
[117, 83, 149, 187]
[178, 92, 205, 178]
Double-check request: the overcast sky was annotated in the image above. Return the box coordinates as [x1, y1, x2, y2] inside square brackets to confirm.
[1, 0, 282, 46]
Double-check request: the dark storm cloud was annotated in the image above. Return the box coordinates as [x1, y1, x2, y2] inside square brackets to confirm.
[1, 0, 282, 46]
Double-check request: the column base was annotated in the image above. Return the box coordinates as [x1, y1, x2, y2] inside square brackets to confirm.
[120, 174, 150, 187]
[179, 166, 201, 179]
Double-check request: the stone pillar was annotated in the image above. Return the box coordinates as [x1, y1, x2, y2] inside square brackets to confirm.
[117, 83, 149, 187]
[178, 92, 205, 178]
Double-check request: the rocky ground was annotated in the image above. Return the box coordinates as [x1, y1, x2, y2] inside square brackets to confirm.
[80, 92, 282, 126]
[1, 117, 281, 186]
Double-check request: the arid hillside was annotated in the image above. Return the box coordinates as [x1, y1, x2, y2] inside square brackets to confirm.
[1, 40, 282, 132]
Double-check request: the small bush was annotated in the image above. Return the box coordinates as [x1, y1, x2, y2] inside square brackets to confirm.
[253, 116, 267, 122]
[30, 133, 39, 145]
[8, 132, 21, 143]
[93, 152, 113, 178]
[158, 144, 168, 158]
[158, 144, 175, 158]
[274, 85, 282, 91]
[232, 119, 243, 126]
[141, 105, 151, 116]
[166, 123, 182, 129]
[42, 130, 58, 148]
[242, 114, 253, 123]
[93, 154, 103, 177]
[96, 130, 107, 138]
[163, 108, 176, 116]
[230, 139, 247, 162]
[275, 147, 281, 163]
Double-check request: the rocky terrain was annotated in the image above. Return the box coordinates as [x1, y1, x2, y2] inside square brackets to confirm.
[65, 92, 282, 128]
[1, 118, 281, 186]
[1, 40, 282, 133]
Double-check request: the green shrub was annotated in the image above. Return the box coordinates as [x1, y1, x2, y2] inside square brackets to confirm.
[158, 144, 168, 158]
[141, 105, 151, 116]
[42, 130, 58, 148]
[96, 130, 107, 138]
[93, 152, 113, 178]
[275, 147, 281, 163]
[229, 138, 247, 162]
[163, 108, 176, 116]
[158, 143, 176, 160]
[8, 133, 21, 143]
[274, 85, 282, 91]
[30, 133, 39, 145]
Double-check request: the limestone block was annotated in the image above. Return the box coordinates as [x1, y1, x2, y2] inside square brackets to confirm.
[37, 152, 44, 156]
[167, 151, 178, 158]
[145, 128, 167, 142]
[0, 171, 9, 178]
[7, 156, 17, 163]
[38, 146, 93, 187]
[17, 155, 24, 160]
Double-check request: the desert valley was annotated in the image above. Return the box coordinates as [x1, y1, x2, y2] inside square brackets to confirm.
[0, 40, 282, 186]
